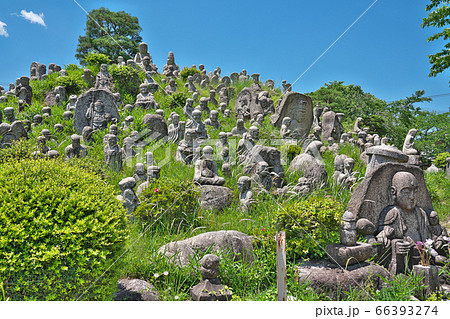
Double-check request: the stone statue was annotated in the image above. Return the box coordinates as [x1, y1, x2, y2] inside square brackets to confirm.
[118, 177, 139, 214]
[185, 76, 197, 93]
[402, 129, 419, 155]
[237, 126, 259, 157]
[86, 100, 108, 131]
[207, 90, 218, 106]
[134, 42, 153, 66]
[82, 69, 94, 87]
[196, 97, 210, 117]
[67, 95, 77, 111]
[82, 126, 93, 144]
[237, 176, 253, 211]
[134, 83, 158, 109]
[140, 56, 158, 74]
[184, 98, 194, 119]
[117, 56, 126, 67]
[280, 117, 292, 138]
[136, 166, 161, 197]
[193, 146, 225, 186]
[94, 64, 114, 91]
[257, 91, 275, 115]
[168, 113, 184, 143]
[162, 51, 179, 77]
[4, 107, 16, 123]
[354, 117, 363, 133]
[185, 110, 208, 141]
[65, 134, 88, 160]
[165, 79, 177, 94]
[204, 110, 221, 129]
[176, 129, 201, 164]
[231, 119, 248, 137]
[104, 134, 123, 171]
[133, 163, 147, 183]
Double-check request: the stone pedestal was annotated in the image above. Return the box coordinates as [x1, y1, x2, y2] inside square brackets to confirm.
[412, 264, 440, 298]
[190, 278, 232, 301]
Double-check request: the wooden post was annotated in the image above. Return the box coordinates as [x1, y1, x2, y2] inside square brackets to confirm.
[276, 231, 287, 301]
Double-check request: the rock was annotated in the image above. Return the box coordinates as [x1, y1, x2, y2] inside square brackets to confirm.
[325, 243, 377, 267]
[199, 185, 232, 211]
[114, 279, 160, 301]
[288, 153, 328, 188]
[295, 260, 392, 300]
[271, 91, 313, 140]
[158, 230, 254, 267]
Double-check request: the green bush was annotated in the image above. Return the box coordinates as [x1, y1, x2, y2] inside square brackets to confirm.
[0, 159, 128, 300]
[180, 66, 200, 81]
[54, 72, 87, 97]
[274, 197, 344, 260]
[434, 152, 450, 169]
[168, 91, 190, 110]
[84, 52, 111, 68]
[134, 177, 200, 229]
[287, 144, 302, 162]
[109, 65, 142, 100]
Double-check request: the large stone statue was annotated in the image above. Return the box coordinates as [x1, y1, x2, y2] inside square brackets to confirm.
[162, 51, 179, 77]
[15, 76, 33, 106]
[134, 42, 154, 66]
[86, 100, 108, 131]
[134, 83, 158, 109]
[95, 64, 114, 91]
[193, 146, 225, 186]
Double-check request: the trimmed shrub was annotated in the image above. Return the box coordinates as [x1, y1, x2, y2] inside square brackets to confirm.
[134, 177, 200, 229]
[434, 152, 450, 169]
[180, 66, 200, 81]
[84, 52, 111, 67]
[0, 159, 128, 300]
[109, 65, 142, 100]
[274, 197, 344, 260]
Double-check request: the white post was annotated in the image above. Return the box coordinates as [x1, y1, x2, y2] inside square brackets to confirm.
[276, 231, 287, 301]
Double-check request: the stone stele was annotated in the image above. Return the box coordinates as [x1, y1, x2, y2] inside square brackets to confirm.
[73, 89, 120, 134]
[234, 87, 263, 120]
[271, 91, 313, 140]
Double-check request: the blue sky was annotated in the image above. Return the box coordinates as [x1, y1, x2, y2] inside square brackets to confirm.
[0, 0, 448, 113]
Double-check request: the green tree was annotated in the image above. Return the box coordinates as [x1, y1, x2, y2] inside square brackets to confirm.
[421, 0, 450, 84]
[75, 7, 142, 65]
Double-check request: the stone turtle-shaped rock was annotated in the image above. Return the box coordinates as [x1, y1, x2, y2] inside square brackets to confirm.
[114, 279, 160, 301]
[158, 230, 254, 267]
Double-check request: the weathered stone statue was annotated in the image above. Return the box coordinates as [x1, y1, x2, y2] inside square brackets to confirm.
[237, 176, 253, 211]
[176, 129, 201, 164]
[133, 163, 147, 183]
[354, 117, 363, 133]
[134, 42, 154, 65]
[257, 91, 275, 115]
[117, 177, 139, 214]
[185, 76, 197, 93]
[95, 64, 114, 91]
[280, 117, 292, 138]
[204, 110, 221, 129]
[168, 113, 184, 143]
[140, 56, 158, 74]
[165, 79, 177, 94]
[65, 134, 88, 160]
[243, 146, 284, 191]
[136, 165, 161, 197]
[67, 95, 77, 111]
[193, 146, 225, 186]
[237, 126, 259, 157]
[4, 107, 16, 123]
[185, 110, 208, 141]
[402, 129, 419, 155]
[15, 76, 33, 106]
[104, 134, 123, 171]
[82, 69, 94, 87]
[231, 119, 248, 137]
[332, 155, 348, 186]
[86, 100, 108, 131]
[117, 56, 126, 67]
[163, 51, 179, 77]
[82, 126, 93, 144]
[207, 90, 218, 106]
[134, 84, 158, 109]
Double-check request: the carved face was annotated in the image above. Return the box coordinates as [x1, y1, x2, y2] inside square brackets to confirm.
[192, 111, 201, 123]
[211, 112, 218, 121]
[140, 85, 148, 94]
[94, 102, 104, 113]
[173, 115, 179, 125]
[249, 128, 259, 140]
[391, 172, 418, 212]
[237, 120, 244, 129]
[108, 136, 117, 147]
[100, 64, 107, 72]
[109, 126, 118, 135]
[72, 137, 81, 148]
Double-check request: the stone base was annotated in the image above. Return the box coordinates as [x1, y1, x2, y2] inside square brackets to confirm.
[190, 278, 232, 301]
[295, 260, 392, 300]
[200, 185, 232, 211]
[325, 243, 376, 267]
[407, 155, 421, 166]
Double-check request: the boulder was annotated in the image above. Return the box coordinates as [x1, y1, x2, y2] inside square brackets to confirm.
[200, 185, 232, 211]
[114, 279, 160, 301]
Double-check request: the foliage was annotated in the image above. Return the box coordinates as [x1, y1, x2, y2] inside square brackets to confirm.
[360, 114, 389, 138]
[414, 110, 450, 159]
[84, 52, 111, 69]
[179, 66, 200, 82]
[76, 7, 142, 65]
[109, 65, 142, 100]
[421, 0, 450, 84]
[307, 81, 387, 120]
[434, 152, 450, 169]
[0, 159, 128, 300]
[425, 171, 450, 220]
[134, 177, 201, 228]
[54, 72, 88, 97]
[274, 197, 344, 260]
[168, 91, 190, 110]
[286, 144, 302, 162]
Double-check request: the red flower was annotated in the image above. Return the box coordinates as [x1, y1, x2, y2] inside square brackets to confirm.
[262, 228, 265, 232]
[154, 188, 159, 193]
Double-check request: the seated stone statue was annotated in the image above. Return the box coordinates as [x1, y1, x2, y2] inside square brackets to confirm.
[196, 97, 211, 117]
[117, 177, 139, 214]
[86, 100, 109, 131]
[193, 146, 225, 186]
[258, 91, 274, 115]
[231, 119, 248, 137]
[65, 134, 88, 160]
[168, 113, 184, 143]
[133, 163, 147, 183]
[136, 166, 161, 197]
[332, 155, 348, 186]
[375, 171, 434, 273]
[280, 117, 292, 138]
[185, 110, 208, 141]
[204, 110, 221, 129]
[140, 56, 158, 74]
[402, 129, 419, 155]
[237, 126, 259, 157]
[134, 84, 158, 109]
[185, 76, 197, 93]
[162, 52, 179, 77]
[95, 64, 114, 91]
[165, 79, 177, 94]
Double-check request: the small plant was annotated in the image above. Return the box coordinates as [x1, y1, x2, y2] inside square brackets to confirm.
[434, 152, 450, 169]
[84, 52, 111, 67]
[109, 65, 142, 99]
[180, 66, 200, 81]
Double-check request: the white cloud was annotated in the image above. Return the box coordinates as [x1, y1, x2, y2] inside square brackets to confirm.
[18, 10, 47, 27]
[0, 21, 8, 37]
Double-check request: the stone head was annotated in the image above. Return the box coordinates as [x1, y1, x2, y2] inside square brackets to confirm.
[188, 75, 193, 83]
[344, 157, 355, 172]
[54, 124, 63, 132]
[199, 64, 204, 71]
[408, 128, 417, 137]
[63, 111, 73, 120]
[237, 176, 251, 192]
[139, 42, 148, 54]
[199, 97, 208, 107]
[219, 132, 227, 143]
[70, 95, 77, 103]
[20, 76, 30, 86]
[3, 107, 13, 119]
[94, 101, 104, 112]
[167, 51, 174, 64]
[192, 92, 199, 100]
[147, 165, 161, 180]
[210, 110, 219, 121]
[336, 113, 344, 123]
[118, 56, 124, 63]
[224, 109, 230, 117]
[143, 56, 150, 66]
[156, 109, 164, 117]
[114, 92, 121, 102]
[107, 134, 117, 147]
[172, 113, 179, 125]
[237, 119, 244, 129]
[135, 163, 146, 175]
[202, 146, 214, 160]
[33, 114, 43, 124]
[23, 120, 31, 131]
[0, 123, 10, 135]
[82, 126, 93, 140]
[140, 83, 148, 94]
[391, 171, 418, 212]
[37, 135, 46, 147]
[328, 137, 335, 145]
[41, 129, 51, 140]
[256, 114, 264, 123]
[429, 211, 439, 226]
[186, 98, 194, 107]
[241, 69, 247, 76]
[209, 90, 215, 98]
[184, 129, 196, 142]
[148, 83, 158, 94]
[192, 110, 202, 123]
[84, 69, 92, 77]
[42, 107, 51, 116]
[109, 124, 118, 135]
[249, 126, 259, 140]
[71, 134, 81, 148]
[219, 103, 227, 112]
[169, 79, 176, 86]
[100, 64, 108, 73]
